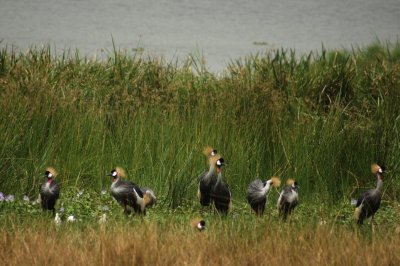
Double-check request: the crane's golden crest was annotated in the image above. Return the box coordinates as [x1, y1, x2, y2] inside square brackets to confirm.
[115, 167, 126, 178]
[46, 167, 58, 177]
[371, 163, 382, 175]
[270, 176, 281, 187]
[202, 146, 215, 157]
[286, 178, 296, 186]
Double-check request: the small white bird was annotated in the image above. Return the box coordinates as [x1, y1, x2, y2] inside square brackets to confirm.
[67, 215, 76, 222]
[99, 213, 107, 224]
[54, 213, 61, 225]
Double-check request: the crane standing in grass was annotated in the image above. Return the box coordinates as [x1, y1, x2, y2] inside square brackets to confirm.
[210, 157, 231, 215]
[198, 146, 218, 208]
[39, 167, 60, 216]
[140, 187, 157, 208]
[247, 176, 281, 216]
[109, 167, 147, 215]
[354, 163, 385, 225]
[277, 179, 299, 221]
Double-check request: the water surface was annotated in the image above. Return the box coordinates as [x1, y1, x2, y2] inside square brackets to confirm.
[1, 0, 399, 72]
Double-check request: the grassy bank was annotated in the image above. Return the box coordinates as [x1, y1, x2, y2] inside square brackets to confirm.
[0, 41, 400, 208]
[1, 218, 400, 266]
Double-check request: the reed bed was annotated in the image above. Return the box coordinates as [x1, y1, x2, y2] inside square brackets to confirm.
[1, 42, 399, 203]
[1, 219, 399, 266]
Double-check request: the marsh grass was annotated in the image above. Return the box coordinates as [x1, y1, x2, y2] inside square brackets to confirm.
[0, 217, 399, 266]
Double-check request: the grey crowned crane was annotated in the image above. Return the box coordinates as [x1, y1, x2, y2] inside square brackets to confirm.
[354, 163, 385, 225]
[247, 176, 281, 216]
[277, 179, 299, 221]
[108, 167, 146, 215]
[191, 218, 206, 231]
[140, 187, 157, 208]
[210, 157, 231, 215]
[39, 167, 60, 215]
[198, 146, 218, 207]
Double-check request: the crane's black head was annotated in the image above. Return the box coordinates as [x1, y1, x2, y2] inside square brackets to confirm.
[108, 169, 118, 181]
[197, 220, 206, 231]
[211, 149, 217, 156]
[371, 163, 386, 178]
[44, 167, 58, 182]
[44, 170, 53, 179]
[108, 169, 117, 176]
[108, 167, 126, 181]
[216, 158, 224, 173]
[379, 165, 386, 173]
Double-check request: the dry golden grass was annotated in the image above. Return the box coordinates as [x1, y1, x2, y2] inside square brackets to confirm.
[1, 222, 399, 266]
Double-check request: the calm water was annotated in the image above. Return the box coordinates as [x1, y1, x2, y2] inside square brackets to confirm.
[1, 0, 399, 72]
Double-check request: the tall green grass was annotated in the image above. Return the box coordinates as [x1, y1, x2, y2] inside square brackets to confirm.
[1, 41, 399, 208]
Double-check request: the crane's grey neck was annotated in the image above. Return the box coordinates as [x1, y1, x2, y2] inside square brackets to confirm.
[262, 180, 272, 195]
[205, 164, 216, 179]
[111, 177, 121, 186]
[376, 176, 383, 191]
[216, 172, 223, 185]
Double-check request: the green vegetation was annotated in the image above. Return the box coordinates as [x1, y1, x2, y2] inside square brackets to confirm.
[0, 41, 399, 223]
[1, 41, 400, 265]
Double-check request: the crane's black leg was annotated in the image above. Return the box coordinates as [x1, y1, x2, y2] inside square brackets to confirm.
[370, 215, 375, 233]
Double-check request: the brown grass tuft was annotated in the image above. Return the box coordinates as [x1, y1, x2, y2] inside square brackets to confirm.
[1, 223, 399, 266]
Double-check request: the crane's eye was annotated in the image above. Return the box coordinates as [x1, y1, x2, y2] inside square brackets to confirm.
[112, 171, 117, 177]
[48, 173, 53, 178]
[211, 150, 217, 156]
[378, 168, 383, 174]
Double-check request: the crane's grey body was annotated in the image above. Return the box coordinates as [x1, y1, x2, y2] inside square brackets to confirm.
[198, 168, 218, 207]
[355, 178, 383, 224]
[247, 179, 272, 216]
[277, 184, 299, 220]
[39, 179, 60, 214]
[211, 173, 231, 215]
[111, 179, 144, 214]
